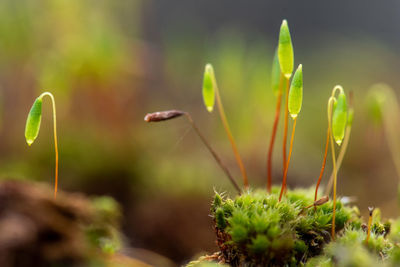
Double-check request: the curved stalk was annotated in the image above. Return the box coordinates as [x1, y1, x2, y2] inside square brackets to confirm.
[39, 92, 59, 199]
[324, 125, 351, 196]
[279, 116, 297, 201]
[325, 92, 353, 196]
[267, 74, 284, 192]
[212, 77, 248, 189]
[327, 96, 337, 239]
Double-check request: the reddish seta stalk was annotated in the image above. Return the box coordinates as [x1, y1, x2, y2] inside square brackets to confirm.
[279, 116, 297, 201]
[267, 74, 284, 193]
[282, 78, 291, 194]
[314, 127, 330, 202]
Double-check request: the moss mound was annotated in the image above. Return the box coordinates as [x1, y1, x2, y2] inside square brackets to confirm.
[187, 187, 400, 267]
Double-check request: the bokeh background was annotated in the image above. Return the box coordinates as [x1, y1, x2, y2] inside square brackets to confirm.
[1, 0, 400, 265]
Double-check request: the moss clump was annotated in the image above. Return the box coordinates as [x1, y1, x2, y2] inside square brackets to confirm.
[209, 187, 363, 266]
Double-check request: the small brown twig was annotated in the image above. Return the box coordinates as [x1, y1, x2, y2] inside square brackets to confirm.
[145, 110, 241, 193]
[300, 196, 329, 214]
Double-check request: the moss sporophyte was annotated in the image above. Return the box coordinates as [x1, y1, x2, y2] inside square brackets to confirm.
[25, 92, 59, 199]
[203, 64, 248, 189]
[145, 19, 400, 266]
[278, 20, 294, 195]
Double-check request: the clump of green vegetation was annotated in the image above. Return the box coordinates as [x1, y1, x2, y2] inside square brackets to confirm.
[145, 19, 400, 266]
[210, 187, 359, 266]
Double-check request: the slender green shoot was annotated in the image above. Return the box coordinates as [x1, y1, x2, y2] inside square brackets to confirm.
[325, 92, 354, 196]
[25, 92, 59, 199]
[267, 49, 284, 193]
[278, 19, 294, 192]
[144, 110, 241, 193]
[203, 64, 249, 189]
[329, 85, 347, 239]
[327, 96, 337, 239]
[279, 64, 302, 201]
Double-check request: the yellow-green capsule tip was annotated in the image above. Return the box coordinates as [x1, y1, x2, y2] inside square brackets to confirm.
[288, 64, 303, 117]
[332, 91, 347, 145]
[278, 19, 294, 79]
[25, 97, 43, 147]
[202, 63, 216, 113]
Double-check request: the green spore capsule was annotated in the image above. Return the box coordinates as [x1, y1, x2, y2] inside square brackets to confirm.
[278, 19, 294, 79]
[332, 91, 347, 145]
[271, 48, 281, 96]
[202, 63, 215, 112]
[25, 97, 43, 146]
[347, 106, 354, 127]
[288, 64, 303, 118]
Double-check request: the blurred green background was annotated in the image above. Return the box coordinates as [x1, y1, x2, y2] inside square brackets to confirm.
[1, 0, 400, 265]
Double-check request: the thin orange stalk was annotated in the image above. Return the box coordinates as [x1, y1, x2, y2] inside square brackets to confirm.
[327, 97, 337, 239]
[282, 77, 290, 190]
[315, 127, 330, 202]
[324, 125, 351, 196]
[325, 92, 353, 196]
[365, 207, 374, 244]
[40, 92, 59, 199]
[279, 116, 297, 201]
[213, 80, 249, 188]
[267, 74, 284, 192]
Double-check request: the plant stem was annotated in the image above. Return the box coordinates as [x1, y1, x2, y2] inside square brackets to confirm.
[325, 92, 353, 196]
[184, 113, 241, 193]
[279, 116, 297, 201]
[365, 207, 374, 244]
[267, 74, 284, 193]
[327, 97, 337, 239]
[315, 127, 330, 202]
[282, 77, 290, 190]
[212, 77, 248, 189]
[39, 92, 59, 199]
[324, 125, 351, 196]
